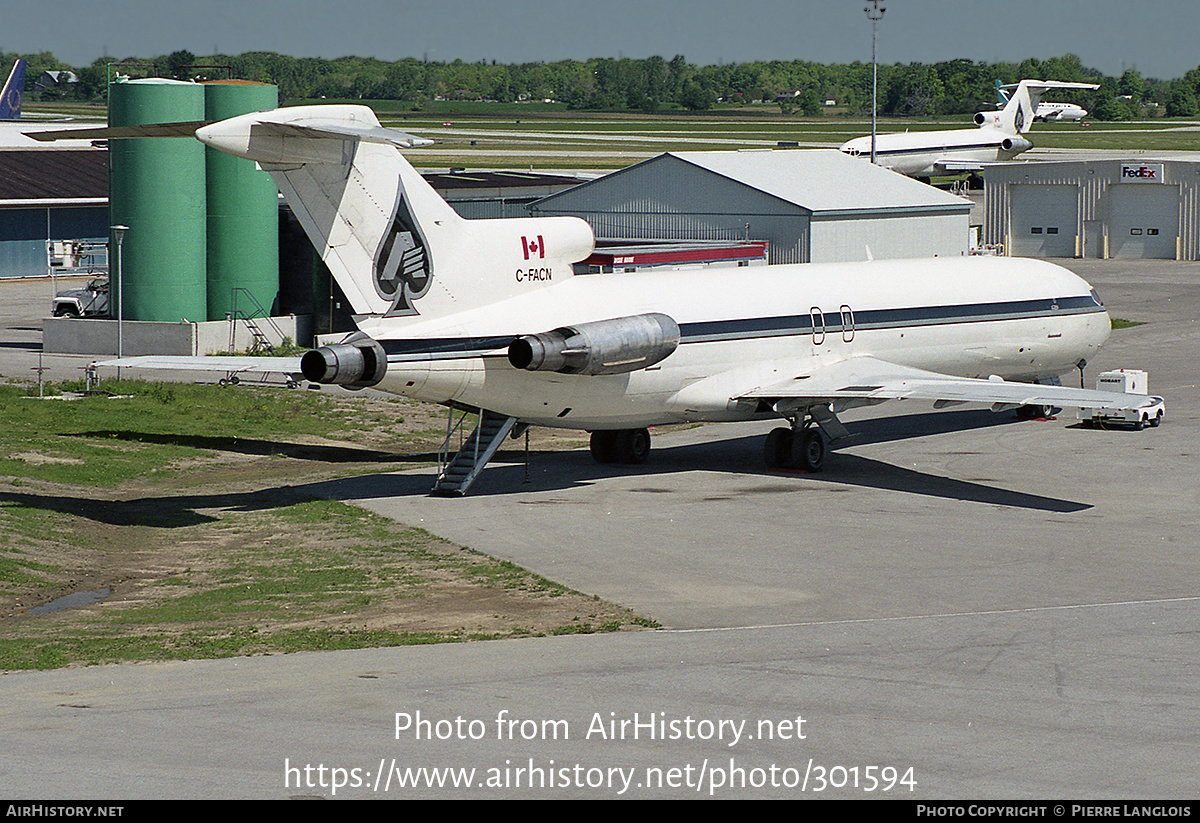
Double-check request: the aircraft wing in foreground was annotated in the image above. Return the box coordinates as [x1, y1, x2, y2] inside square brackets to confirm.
[100, 355, 304, 386]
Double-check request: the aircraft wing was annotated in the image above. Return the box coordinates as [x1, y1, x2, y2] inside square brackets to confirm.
[932, 159, 985, 173]
[738, 356, 1162, 414]
[97, 355, 303, 377]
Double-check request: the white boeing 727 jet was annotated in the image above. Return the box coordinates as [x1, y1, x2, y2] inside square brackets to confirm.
[840, 79, 1098, 178]
[37, 105, 1161, 494]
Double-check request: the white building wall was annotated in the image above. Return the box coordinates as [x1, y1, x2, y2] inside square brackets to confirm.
[534, 152, 969, 266]
[811, 213, 967, 262]
[984, 159, 1200, 260]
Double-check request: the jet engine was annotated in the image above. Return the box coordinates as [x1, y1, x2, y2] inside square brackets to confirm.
[507, 313, 680, 376]
[300, 333, 387, 389]
[1000, 136, 1033, 153]
[974, 111, 1001, 127]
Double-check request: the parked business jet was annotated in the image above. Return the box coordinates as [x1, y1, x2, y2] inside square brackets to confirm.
[997, 81, 1087, 122]
[840, 79, 1098, 178]
[34, 105, 1161, 494]
[0, 58, 26, 120]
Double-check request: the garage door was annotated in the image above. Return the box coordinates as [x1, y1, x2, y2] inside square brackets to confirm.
[1009, 185, 1077, 257]
[1108, 184, 1178, 259]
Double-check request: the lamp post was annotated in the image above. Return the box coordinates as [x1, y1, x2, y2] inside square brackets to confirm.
[111, 225, 128, 378]
[864, 1, 886, 164]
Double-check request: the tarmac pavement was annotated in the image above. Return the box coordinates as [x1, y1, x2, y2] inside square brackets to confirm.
[0, 259, 1197, 799]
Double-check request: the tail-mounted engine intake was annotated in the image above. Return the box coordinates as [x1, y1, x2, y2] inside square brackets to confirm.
[508, 313, 680, 376]
[300, 333, 388, 389]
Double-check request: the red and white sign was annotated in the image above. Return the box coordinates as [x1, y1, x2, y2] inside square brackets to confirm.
[521, 235, 545, 260]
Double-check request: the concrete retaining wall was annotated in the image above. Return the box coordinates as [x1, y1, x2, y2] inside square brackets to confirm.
[42, 315, 307, 356]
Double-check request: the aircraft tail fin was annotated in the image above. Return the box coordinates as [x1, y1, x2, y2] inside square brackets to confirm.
[0, 59, 27, 120]
[196, 105, 593, 320]
[997, 81, 1036, 135]
[996, 80, 1099, 135]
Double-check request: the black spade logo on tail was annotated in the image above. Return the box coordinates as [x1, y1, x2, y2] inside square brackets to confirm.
[374, 194, 432, 316]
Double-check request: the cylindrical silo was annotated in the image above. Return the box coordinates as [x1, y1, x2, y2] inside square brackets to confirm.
[108, 78, 207, 322]
[203, 81, 280, 323]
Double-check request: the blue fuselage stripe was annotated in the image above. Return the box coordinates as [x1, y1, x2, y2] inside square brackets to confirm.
[378, 295, 1104, 358]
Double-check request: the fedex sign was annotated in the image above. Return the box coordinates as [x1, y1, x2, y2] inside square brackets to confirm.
[1121, 164, 1163, 182]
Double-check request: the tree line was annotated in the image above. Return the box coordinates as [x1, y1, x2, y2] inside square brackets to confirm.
[8, 49, 1200, 119]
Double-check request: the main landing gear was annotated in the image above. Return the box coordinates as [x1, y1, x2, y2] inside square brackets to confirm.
[763, 425, 826, 472]
[589, 428, 651, 464]
[586, 418, 834, 472]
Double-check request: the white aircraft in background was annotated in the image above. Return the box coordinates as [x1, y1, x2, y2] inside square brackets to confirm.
[997, 81, 1088, 122]
[840, 79, 1098, 179]
[34, 105, 1161, 494]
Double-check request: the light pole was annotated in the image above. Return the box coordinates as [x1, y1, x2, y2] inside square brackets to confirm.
[111, 225, 128, 378]
[864, 1, 886, 164]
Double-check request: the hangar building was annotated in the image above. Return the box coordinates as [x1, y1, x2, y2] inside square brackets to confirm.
[0, 147, 108, 279]
[530, 149, 972, 264]
[983, 157, 1200, 260]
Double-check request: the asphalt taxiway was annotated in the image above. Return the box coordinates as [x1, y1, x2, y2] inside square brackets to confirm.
[0, 260, 1197, 798]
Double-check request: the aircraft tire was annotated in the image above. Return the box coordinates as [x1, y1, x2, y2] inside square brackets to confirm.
[590, 430, 619, 463]
[616, 428, 651, 464]
[793, 429, 825, 472]
[764, 427, 793, 469]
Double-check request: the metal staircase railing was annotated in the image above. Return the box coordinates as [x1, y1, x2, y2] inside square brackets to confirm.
[432, 408, 518, 496]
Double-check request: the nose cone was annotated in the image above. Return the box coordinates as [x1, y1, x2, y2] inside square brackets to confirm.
[840, 137, 868, 157]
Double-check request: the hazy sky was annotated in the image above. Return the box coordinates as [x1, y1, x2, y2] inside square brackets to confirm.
[7, 0, 1198, 80]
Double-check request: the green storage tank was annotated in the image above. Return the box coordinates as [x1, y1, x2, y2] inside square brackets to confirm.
[203, 81, 280, 323]
[108, 78, 207, 322]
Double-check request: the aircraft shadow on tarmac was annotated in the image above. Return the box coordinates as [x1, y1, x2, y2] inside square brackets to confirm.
[7, 409, 1088, 527]
[316, 409, 1093, 513]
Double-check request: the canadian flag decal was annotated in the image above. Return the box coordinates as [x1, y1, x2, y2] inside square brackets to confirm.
[521, 235, 545, 260]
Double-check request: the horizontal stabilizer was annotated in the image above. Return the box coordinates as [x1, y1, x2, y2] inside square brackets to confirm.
[998, 80, 1099, 94]
[26, 118, 434, 149]
[25, 121, 212, 142]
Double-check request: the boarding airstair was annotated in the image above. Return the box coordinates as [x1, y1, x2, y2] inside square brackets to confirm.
[432, 408, 520, 496]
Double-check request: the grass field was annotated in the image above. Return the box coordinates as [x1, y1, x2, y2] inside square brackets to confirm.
[0, 381, 649, 670]
[23, 99, 1200, 170]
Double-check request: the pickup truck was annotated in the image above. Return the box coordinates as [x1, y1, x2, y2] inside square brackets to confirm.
[52, 276, 109, 317]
